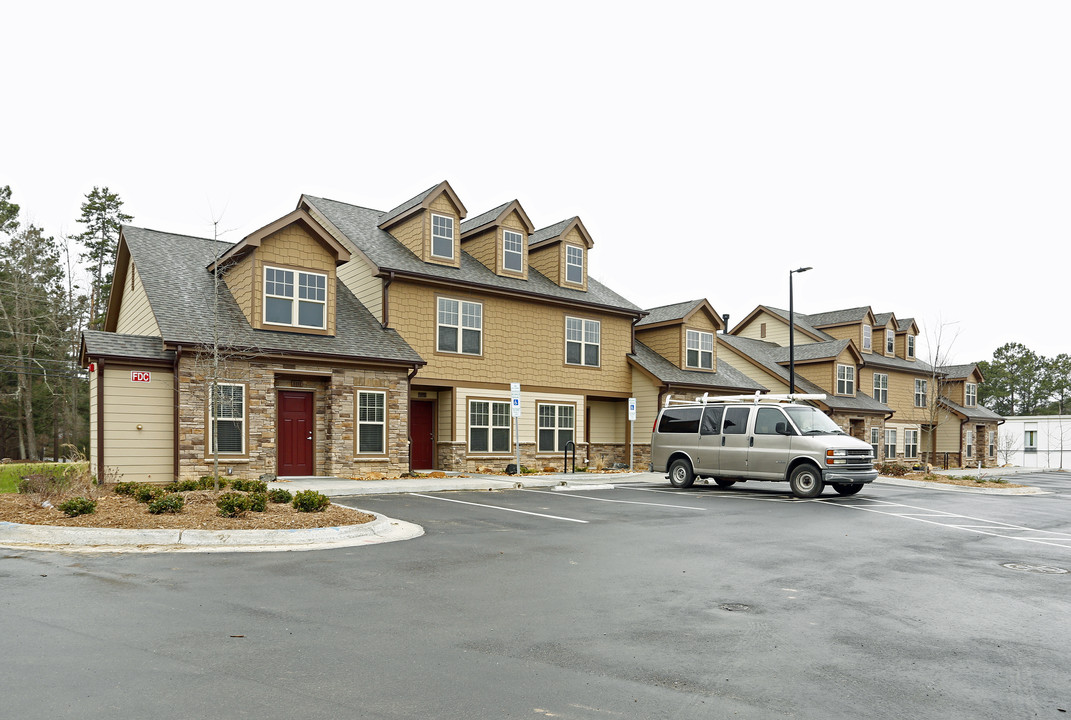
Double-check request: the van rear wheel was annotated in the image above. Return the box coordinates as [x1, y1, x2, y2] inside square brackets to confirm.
[668, 459, 695, 488]
[789, 465, 824, 498]
[832, 483, 863, 496]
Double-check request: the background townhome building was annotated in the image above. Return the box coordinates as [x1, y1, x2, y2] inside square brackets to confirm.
[721, 305, 1000, 468]
[86, 181, 755, 482]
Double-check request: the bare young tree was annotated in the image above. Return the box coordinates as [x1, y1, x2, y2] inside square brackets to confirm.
[997, 432, 1020, 466]
[920, 319, 961, 468]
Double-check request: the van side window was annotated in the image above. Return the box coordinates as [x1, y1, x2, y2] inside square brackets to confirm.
[721, 407, 750, 435]
[700, 406, 723, 435]
[657, 407, 702, 434]
[755, 407, 789, 435]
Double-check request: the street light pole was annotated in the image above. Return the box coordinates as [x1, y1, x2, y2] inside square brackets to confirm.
[789, 266, 812, 394]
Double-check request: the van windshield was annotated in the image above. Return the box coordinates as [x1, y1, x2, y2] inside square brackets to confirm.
[784, 406, 845, 435]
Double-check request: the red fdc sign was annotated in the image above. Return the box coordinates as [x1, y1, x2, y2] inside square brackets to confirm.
[131, 371, 151, 383]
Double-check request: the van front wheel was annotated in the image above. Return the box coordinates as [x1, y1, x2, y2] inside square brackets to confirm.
[668, 459, 695, 488]
[789, 465, 823, 498]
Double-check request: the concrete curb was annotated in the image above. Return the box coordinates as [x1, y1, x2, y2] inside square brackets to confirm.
[0, 508, 425, 554]
[874, 476, 1048, 495]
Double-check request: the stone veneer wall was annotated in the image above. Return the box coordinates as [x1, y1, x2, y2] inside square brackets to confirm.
[177, 355, 409, 480]
[437, 441, 596, 472]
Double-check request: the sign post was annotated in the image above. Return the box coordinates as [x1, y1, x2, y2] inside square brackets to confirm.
[628, 397, 637, 471]
[510, 383, 522, 474]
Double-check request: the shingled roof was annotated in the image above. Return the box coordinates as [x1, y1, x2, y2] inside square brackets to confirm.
[629, 342, 766, 392]
[636, 300, 707, 327]
[302, 196, 640, 314]
[756, 307, 836, 341]
[82, 330, 175, 363]
[940, 396, 1002, 422]
[110, 226, 424, 365]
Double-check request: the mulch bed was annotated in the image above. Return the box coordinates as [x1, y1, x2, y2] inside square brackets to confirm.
[0, 489, 373, 530]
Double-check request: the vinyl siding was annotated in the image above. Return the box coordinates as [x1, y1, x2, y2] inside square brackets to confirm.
[115, 264, 162, 336]
[337, 252, 383, 324]
[100, 366, 174, 483]
[588, 399, 626, 443]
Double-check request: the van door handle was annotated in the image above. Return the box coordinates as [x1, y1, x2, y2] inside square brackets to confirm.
[721, 437, 726, 446]
[749, 436, 754, 447]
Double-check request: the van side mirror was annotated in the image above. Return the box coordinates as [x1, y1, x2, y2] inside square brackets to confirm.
[775, 422, 790, 435]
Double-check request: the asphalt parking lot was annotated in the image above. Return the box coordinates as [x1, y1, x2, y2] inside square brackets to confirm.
[2, 474, 1069, 719]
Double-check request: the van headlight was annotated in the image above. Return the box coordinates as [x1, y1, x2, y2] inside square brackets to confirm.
[826, 449, 849, 466]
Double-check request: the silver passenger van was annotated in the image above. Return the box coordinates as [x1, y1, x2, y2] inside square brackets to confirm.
[650, 393, 878, 498]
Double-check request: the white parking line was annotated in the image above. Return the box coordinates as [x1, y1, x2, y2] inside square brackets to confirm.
[409, 493, 588, 523]
[520, 489, 706, 511]
[628, 486, 795, 502]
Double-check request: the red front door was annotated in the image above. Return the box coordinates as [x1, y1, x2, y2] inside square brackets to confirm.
[278, 391, 314, 476]
[410, 400, 435, 470]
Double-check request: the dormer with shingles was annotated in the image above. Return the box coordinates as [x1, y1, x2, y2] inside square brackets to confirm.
[636, 299, 725, 372]
[806, 307, 878, 354]
[528, 217, 593, 291]
[377, 180, 468, 269]
[872, 312, 898, 358]
[896, 317, 919, 360]
[459, 200, 535, 280]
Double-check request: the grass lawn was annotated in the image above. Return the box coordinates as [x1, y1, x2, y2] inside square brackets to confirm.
[0, 462, 89, 493]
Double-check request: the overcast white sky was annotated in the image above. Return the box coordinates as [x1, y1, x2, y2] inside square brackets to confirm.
[5, 1, 1068, 365]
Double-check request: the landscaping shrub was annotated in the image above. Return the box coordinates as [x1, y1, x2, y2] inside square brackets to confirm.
[231, 479, 267, 493]
[267, 488, 292, 504]
[164, 479, 200, 493]
[216, 492, 251, 518]
[197, 476, 228, 490]
[292, 489, 331, 513]
[114, 481, 141, 496]
[17, 473, 68, 495]
[148, 494, 185, 514]
[875, 462, 908, 477]
[57, 496, 96, 517]
[133, 485, 166, 504]
[247, 492, 268, 513]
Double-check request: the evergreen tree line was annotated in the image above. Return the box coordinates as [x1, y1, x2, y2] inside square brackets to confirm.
[977, 343, 1071, 417]
[0, 185, 130, 460]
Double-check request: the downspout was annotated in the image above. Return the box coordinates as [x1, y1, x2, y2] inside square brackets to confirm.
[173, 346, 182, 479]
[383, 271, 395, 328]
[407, 364, 419, 474]
[96, 359, 105, 481]
[631, 316, 639, 355]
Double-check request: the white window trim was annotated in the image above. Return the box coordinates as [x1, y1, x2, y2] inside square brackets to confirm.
[502, 229, 524, 273]
[210, 382, 245, 455]
[263, 266, 328, 330]
[837, 364, 855, 396]
[537, 402, 576, 453]
[915, 379, 928, 407]
[873, 373, 888, 404]
[884, 428, 897, 460]
[565, 245, 584, 285]
[965, 382, 977, 407]
[886, 330, 895, 355]
[437, 297, 483, 355]
[965, 430, 974, 458]
[904, 429, 919, 459]
[356, 390, 386, 455]
[685, 329, 714, 370]
[870, 427, 881, 457]
[907, 335, 915, 359]
[431, 213, 455, 260]
[565, 316, 600, 367]
[863, 325, 872, 351]
[468, 400, 512, 454]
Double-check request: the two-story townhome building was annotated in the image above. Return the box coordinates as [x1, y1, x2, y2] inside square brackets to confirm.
[723, 304, 998, 466]
[934, 364, 1002, 468]
[89, 181, 733, 482]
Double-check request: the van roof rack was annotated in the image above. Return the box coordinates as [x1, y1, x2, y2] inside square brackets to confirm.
[664, 391, 827, 407]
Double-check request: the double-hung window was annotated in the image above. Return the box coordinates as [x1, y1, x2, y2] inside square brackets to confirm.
[965, 431, 974, 458]
[503, 230, 523, 272]
[538, 403, 575, 452]
[565, 245, 584, 285]
[873, 373, 888, 404]
[884, 428, 897, 460]
[988, 431, 995, 457]
[863, 326, 872, 351]
[264, 266, 327, 329]
[965, 382, 977, 407]
[886, 331, 895, 355]
[915, 379, 927, 407]
[438, 298, 482, 355]
[211, 383, 245, 454]
[907, 335, 915, 358]
[837, 365, 855, 395]
[686, 330, 714, 370]
[431, 214, 454, 259]
[357, 391, 385, 454]
[566, 317, 600, 367]
[870, 427, 881, 458]
[469, 400, 511, 453]
[904, 429, 919, 459]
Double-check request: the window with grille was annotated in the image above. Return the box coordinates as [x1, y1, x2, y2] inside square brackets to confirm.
[437, 298, 482, 355]
[357, 391, 385, 454]
[538, 403, 575, 452]
[211, 383, 245, 454]
[469, 400, 511, 453]
[686, 330, 714, 370]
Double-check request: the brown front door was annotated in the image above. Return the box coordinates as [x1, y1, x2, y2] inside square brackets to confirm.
[410, 400, 435, 470]
[278, 390, 314, 476]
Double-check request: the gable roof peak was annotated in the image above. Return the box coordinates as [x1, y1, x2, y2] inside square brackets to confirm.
[377, 180, 467, 230]
[528, 216, 593, 249]
[460, 199, 535, 237]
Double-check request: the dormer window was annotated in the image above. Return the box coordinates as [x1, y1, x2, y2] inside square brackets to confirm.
[686, 330, 714, 370]
[862, 325, 872, 351]
[886, 331, 894, 354]
[965, 382, 977, 407]
[503, 230, 523, 272]
[264, 266, 326, 329]
[431, 214, 454, 259]
[566, 245, 584, 285]
[837, 364, 855, 395]
[907, 335, 915, 358]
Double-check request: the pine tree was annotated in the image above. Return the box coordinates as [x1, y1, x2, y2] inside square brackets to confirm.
[76, 187, 132, 329]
